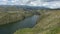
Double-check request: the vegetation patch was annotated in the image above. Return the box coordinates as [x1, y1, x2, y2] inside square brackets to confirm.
[14, 10, 60, 34]
[0, 11, 33, 25]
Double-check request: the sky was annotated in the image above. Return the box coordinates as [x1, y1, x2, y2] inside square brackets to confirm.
[0, 0, 60, 9]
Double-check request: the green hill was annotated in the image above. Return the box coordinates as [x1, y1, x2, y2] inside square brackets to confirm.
[14, 10, 60, 34]
[0, 11, 33, 25]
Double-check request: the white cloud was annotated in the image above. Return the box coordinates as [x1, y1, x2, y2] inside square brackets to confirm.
[0, 0, 60, 9]
[43, 1, 60, 9]
[0, 0, 7, 5]
[27, 0, 42, 6]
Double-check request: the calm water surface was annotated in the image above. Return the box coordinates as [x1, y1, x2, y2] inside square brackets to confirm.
[0, 15, 39, 34]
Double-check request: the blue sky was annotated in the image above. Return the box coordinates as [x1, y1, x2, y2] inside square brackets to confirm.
[0, 0, 60, 9]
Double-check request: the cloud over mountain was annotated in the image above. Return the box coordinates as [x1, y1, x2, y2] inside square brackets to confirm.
[0, 0, 60, 9]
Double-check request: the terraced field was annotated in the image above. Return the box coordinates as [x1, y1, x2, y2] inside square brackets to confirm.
[14, 10, 60, 34]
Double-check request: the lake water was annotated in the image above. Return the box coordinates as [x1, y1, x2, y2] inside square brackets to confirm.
[0, 15, 39, 34]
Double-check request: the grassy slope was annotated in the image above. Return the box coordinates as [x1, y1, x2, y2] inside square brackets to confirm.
[14, 10, 60, 34]
[0, 11, 33, 25]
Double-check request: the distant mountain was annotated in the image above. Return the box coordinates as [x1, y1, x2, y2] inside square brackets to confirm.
[0, 5, 59, 11]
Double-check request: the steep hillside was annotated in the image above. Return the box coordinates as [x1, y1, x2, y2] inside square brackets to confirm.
[14, 10, 60, 34]
[0, 11, 33, 25]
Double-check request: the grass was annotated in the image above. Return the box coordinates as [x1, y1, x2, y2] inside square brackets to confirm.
[14, 10, 60, 34]
[14, 28, 33, 34]
[46, 27, 60, 34]
[0, 11, 33, 25]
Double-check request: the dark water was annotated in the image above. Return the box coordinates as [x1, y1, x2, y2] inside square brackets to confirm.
[0, 15, 39, 34]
